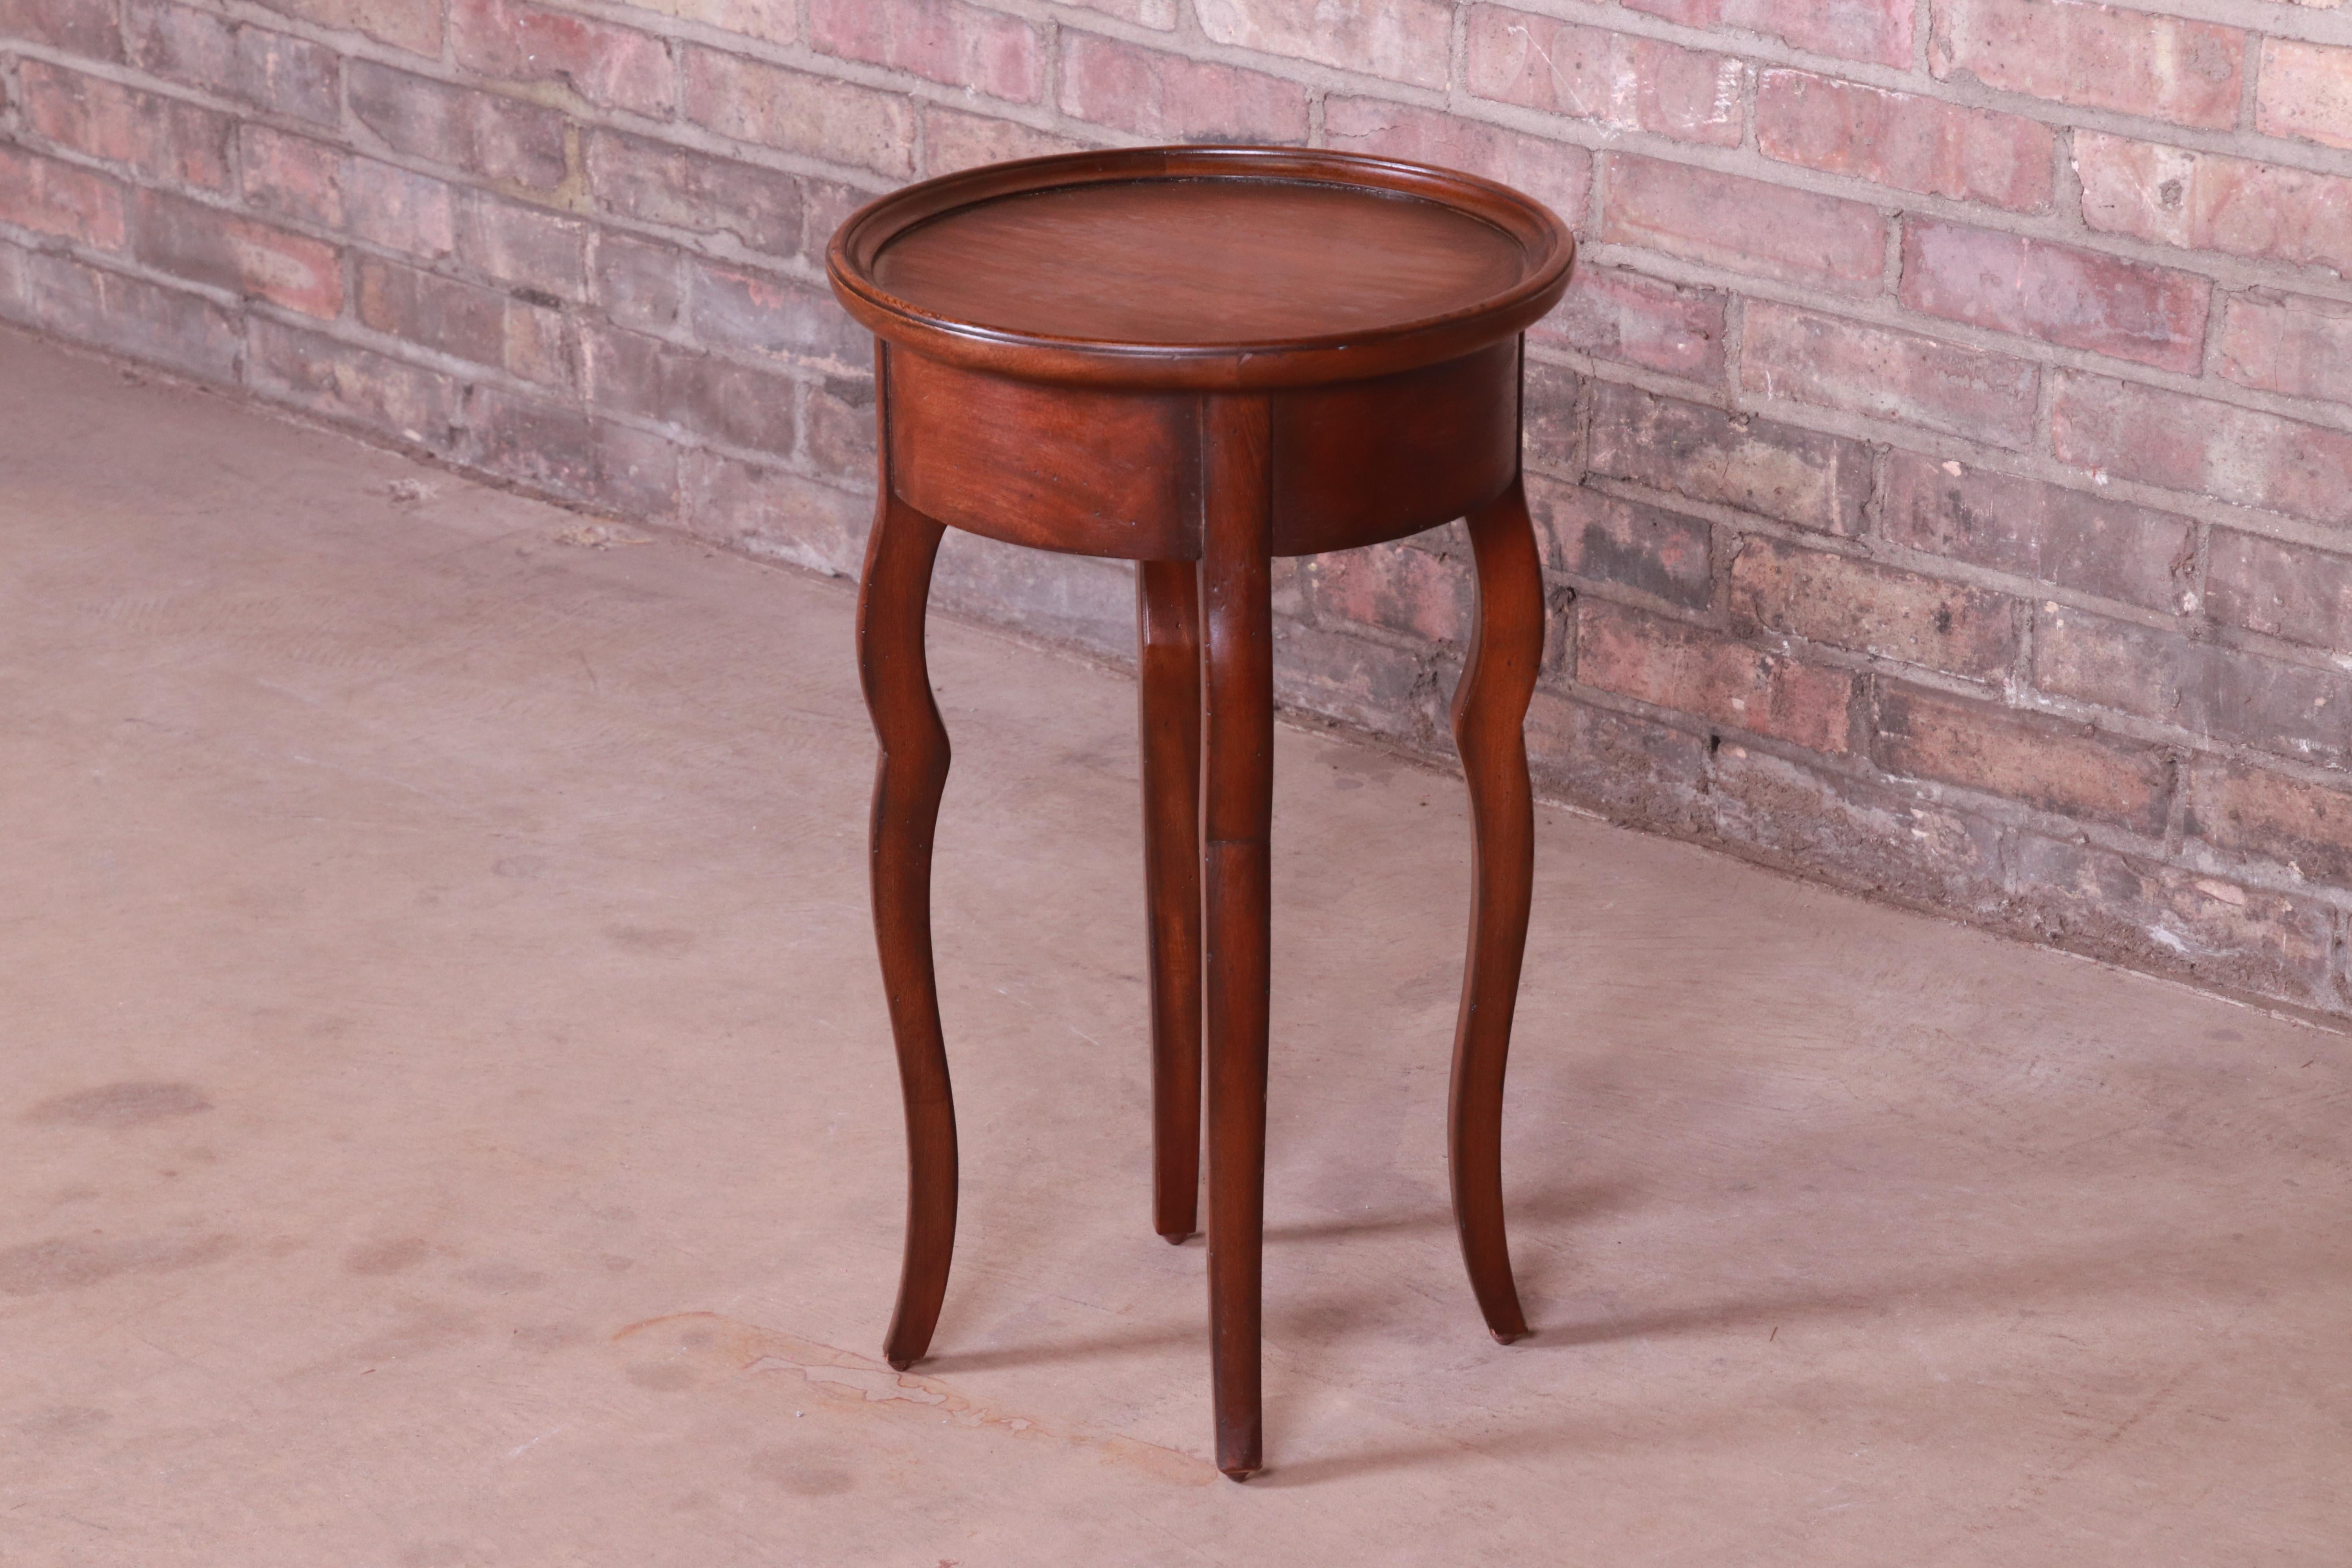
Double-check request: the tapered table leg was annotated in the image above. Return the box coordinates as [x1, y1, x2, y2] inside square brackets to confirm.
[1138, 559, 1205, 1244]
[1200, 394, 1275, 1481]
[857, 487, 957, 1372]
[1447, 474, 1545, 1344]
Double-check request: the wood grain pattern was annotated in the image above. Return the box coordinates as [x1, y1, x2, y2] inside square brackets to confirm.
[1138, 558, 1203, 1244]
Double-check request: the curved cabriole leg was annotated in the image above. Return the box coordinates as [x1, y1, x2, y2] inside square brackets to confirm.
[1200, 395, 1276, 1482]
[857, 491, 957, 1373]
[1448, 474, 1544, 1345]
[1138, 559, 1205, 1245]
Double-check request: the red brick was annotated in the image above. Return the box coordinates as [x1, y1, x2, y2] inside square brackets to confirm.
[1875, 684, 2171, 833]
[1742, 301, 2041, 448]
[922, 105, 1088, 176]
[1930, 0, 2243, 131]
[1880, 453, 2193, 614]
[248, 317, 465, 446]
[2035, 606, 2352, 768]
[1200, 0, 1452, 89]
[1579, 599, 1854, 753]
[1757, 70, 2054, 214]
[0, 146, 129, 251]
[690, 258, 868, 368]
[1304, 540, 1472, 644]
[1526, 473, 1713, 610]
[810, 0, 1043, 102]
[2075, 132, 2352, 277]
[349, 160, 457, 260]
[1714, 744, 2004, 908]
[2207, 531, 2352, 652]
[452, 0, 674, 116]
[595, 231, 683, 331]
[588, 130, 807, 260]
[464, 388, 678, 518]
[124, 0, 340, 125]
[1898, 220, 2210, 373]
[1602, 155, 1886, 298]
[1527, 691, 1711, 829]
[17, 248, 239, 381]
[0, 0, 120, 57]
[20, 61, 233, 192]
[1466, 7, 1743, 147]
[356, 254, 506, 365]
[625, 0, 795, 46]
[350, 62, 569, 190]
[1059, 0, 1177, 26]
[240, 130, 453, 258]
[2187, 759, 2352, 887]
[249, 0, 439, 57]
[2218, 292, 2352, 406]
[1325, 97, 1590, 221]
[1520, 358, 1579, 474]
[804, 375, 877, 485]
[456, 195, 588, 299]
[2257, 39, 2352, 152]
[1587, 381, 1871, 535]
[1057, 32, 1308, 144]
[2051, 372, 2352, 528]
[133, 188, 343, 317]
[1733, 537, 2016, 679]
[584, 325, 798, 456]
[683, 50, 916, 177]
[1625, 0, 1911, 67]
[1532, 267, 1725, 383]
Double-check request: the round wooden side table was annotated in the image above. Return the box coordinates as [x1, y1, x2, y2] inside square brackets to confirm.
[827, 145, 1576, 1481]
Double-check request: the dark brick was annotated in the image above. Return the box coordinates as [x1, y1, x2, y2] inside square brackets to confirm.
[933, 531, 1134, 659]
[1304, 538, 1473, 644]
[1526, 473, 1713, 610]
[456, 194, 588, 299]
[0, 145, 129, 250]
[681, 452, 869, 577]
[2207, 531, 2352, 652]
[349, 61, 568, 191]
[1586, 380, 1870, 535]
[133, 187, 342, 317]
[1875, 683, 2172, 834]
[124, 0, 341, 125]
[20, 61, 233, 191]
[18, 249, 239, 381]
[804, 374, 876, 484]
[583, 324, 797, 456]
[1525, 690, 1711, 833]
[1731, 536, 2016, 679]
[0, 0, 121, 59]
[690, 258, 867, 368]
[1521, 359, 1580, 475]
[1579, 597, 1855, 753]
[595, 230, 683, 330]
[1880, 453, 2194, 614]
[1272, 620, 1445, 743]
[2187, 758, 2352, 887]
[247, 315, 466, 447]
[356, 255, 505, 365]
[462, 387, 677, 518]
[1712, 742, 2003, 909]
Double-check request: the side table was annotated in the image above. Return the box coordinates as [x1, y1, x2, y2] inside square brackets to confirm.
[827, 146, 1576, 1480]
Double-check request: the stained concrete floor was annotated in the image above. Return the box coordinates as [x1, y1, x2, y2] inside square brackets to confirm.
[3, 321, 2348, 1566]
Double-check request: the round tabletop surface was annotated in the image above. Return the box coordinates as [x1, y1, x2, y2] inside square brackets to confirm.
[828, 147, 1575, 390]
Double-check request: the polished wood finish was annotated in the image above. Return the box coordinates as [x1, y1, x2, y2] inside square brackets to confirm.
[829, 147, 1576, 1479]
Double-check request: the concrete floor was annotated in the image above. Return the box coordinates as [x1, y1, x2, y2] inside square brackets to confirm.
[2, 321, 2348, 1566]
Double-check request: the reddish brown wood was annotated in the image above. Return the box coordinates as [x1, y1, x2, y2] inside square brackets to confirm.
[1448, 470, 1546, 1346]
[1198, 393, 1275, 1483]
[1137, 558, 1203, 1244]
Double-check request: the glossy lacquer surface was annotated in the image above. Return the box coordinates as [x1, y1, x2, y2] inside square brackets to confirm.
[831, 146, 1575, 1481]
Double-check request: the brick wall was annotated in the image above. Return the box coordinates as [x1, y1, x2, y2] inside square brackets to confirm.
[5, 0, 2351, 1022]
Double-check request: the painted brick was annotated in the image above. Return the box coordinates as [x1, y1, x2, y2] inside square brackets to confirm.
[1057, 32, 1309, 144]
[1520, 358, 1580, 474]
[2035, 606, 2352, 768]
[1532, 266, 1726, 382]
[463, 387, 678, 518]
[1713, 744, 2004, 908]
[1602, 155, 1886, 297]
[922, 105, 1088, 176]
[0, 0, 120, 57]
[1579, 598, 1853, 752]
[456, 196, 588, 299]
[588, 130, 806, 260]
[349, 62, 569, 190]
[683, 49, 916, 177]
[622, 0, 795, 47]
[1305, 540, 1473, 645]
[1466, 7, 1744, 147]
[20, 61, 234, 192]
[1201, 0, 1452, 89]
[2207, 531, 2352, 652]
[356, 254, 506, 365]
[2051, 372, 2352, 529]
[124, 1, 341, 125]
[1623, 0, 1912, 69]
[804, 375, 876, 485]
[811, 0, 1044, 102]
[690, 258, 868, 369]
[248, 0, 440, 58]
[1898, 220, 2210, 373]
[2256, 39, 2352, 152]
[1930, 0, 2243, 131]
[2008, 835, 2338, 1008]
[1526, 690, 1713, 832]
[133, 188, 343, 318]
[1587, 381, 1870, 535]
[18, 249, 239, 381]
[1757, 70, 2053, 214]
[1732, 536, 2017, 679]
[2075, 132, 2352, 277]
[1875, 684, 2172, 834]
[1742, 301, 2041, 448]
[0, 146, 129, 251]
[451, 0, 675, 116]
[1325, 98, 1590, 221]
[2218, 292, 2352, 405]
[584, 325, 798, 455]
[1880, 453, 2194, 614]
[682, 452, 870, 578]
[594, 230, 684, 331]
[247, 316, 466, 445]
[2187, 759, 2352, 886]
[1526, 472, 1714, 610]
